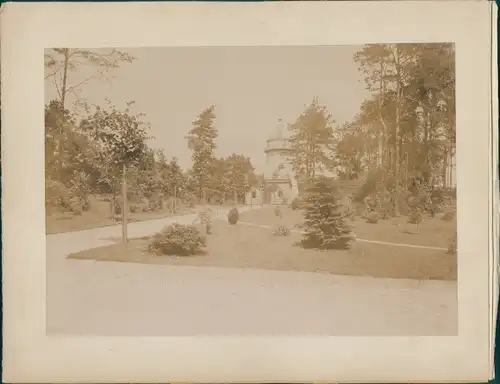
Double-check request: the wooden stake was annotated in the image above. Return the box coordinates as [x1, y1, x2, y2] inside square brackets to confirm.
[122, 163, 128, 243]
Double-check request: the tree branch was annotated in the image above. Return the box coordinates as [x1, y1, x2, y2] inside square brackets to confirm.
[65, 75, 96, 94]
[44, 67, 61, 80]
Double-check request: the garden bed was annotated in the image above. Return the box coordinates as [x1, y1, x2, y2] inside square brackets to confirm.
[68, 219, 457, 281]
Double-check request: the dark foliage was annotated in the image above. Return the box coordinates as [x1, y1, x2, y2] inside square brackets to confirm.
[228, 207, 239, 225]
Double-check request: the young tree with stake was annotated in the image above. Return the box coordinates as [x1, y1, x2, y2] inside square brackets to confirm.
[85, 102, 150, 242]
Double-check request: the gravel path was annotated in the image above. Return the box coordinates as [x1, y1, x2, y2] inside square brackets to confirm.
[46, 205, 458, 336]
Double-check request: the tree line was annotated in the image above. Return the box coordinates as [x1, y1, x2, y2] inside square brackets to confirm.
[282, 43, 455, 209]
[44, 44, 456, 239]
[44, 48, 259, 239]
[45, 100, 260, 215]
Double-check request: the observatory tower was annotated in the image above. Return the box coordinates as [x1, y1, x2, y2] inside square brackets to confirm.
[263, 119, 299, 205]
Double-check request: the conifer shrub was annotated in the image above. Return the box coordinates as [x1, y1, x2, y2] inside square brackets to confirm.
[301, 178, 355, 250]
[273, 224, 291, 237]
[148, 223, 206, 256]
[366, 211, 379, 224]
[407, 192, 425, 225]
[228, 207, 239, 225]
[408, 207, 423, 226]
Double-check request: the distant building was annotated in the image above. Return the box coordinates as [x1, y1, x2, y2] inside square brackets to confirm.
[245, 119, 300, 206]
[264, 119, 299, 204]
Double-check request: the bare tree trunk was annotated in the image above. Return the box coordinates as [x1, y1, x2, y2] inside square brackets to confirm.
[122, 163, 128, 243]
[443, 148, 449, 188]
[111, 186, 116, 222]
[172, 185, 177, 214]
[61, 49, 70, 112]
[160, 193, 165, 212]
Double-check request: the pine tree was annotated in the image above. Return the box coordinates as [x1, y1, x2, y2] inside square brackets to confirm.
[301, 177, 356, 250]
[186, 105, 218, 203]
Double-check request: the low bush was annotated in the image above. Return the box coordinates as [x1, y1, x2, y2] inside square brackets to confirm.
[45, 178, 87, 215]
[68, 196, 85, 215]
[441, 209, 456, 221]
[273, 224, 291, 237]
[147, 223, 206, 256]
[228, 207, 239, 225]
[366, 211, 379, 224]
[274, 206, 283, 218]
[291, 198, 300, 210]
[363, 194, 379, 217]
[447, 232, 457, 255]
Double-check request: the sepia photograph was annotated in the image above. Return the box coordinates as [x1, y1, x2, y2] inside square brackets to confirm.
[45, 44, 458, 336]
[3, 1, 494, 382]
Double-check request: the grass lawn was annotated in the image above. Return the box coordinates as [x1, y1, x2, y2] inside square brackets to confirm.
[46, 207, 195, 234]
[68, 207, 457, 281]
[239, 206, 456, 249]
[47, 195, 204, 234]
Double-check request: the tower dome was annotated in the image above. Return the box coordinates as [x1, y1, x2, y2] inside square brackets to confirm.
[268, 118, 288, 140]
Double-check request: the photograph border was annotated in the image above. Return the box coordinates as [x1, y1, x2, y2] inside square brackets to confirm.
[2, 1, 496, 382]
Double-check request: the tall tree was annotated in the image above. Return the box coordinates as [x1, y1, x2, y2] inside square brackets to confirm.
[186, 105, 218, 203]
[44, 48, 135, 110]
[45, 100, 96, 184]
[164, 157, 186, 213]
[288, 97, 335, 183]
[350, 43, 455, 211]
[223, 154, 256, 203]
[83, 102, 150, 242]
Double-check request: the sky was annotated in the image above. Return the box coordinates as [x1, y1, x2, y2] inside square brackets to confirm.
[45, 46, 371, 173]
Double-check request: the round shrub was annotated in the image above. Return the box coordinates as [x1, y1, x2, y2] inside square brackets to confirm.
[228, 207, 239, 225]
[67, 196, 85, 215]
[273, 224, 291, 237]
[148, 223, 206, 256]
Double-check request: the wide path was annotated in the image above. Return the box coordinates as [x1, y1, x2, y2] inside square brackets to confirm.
[46, 205, 458, 336]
